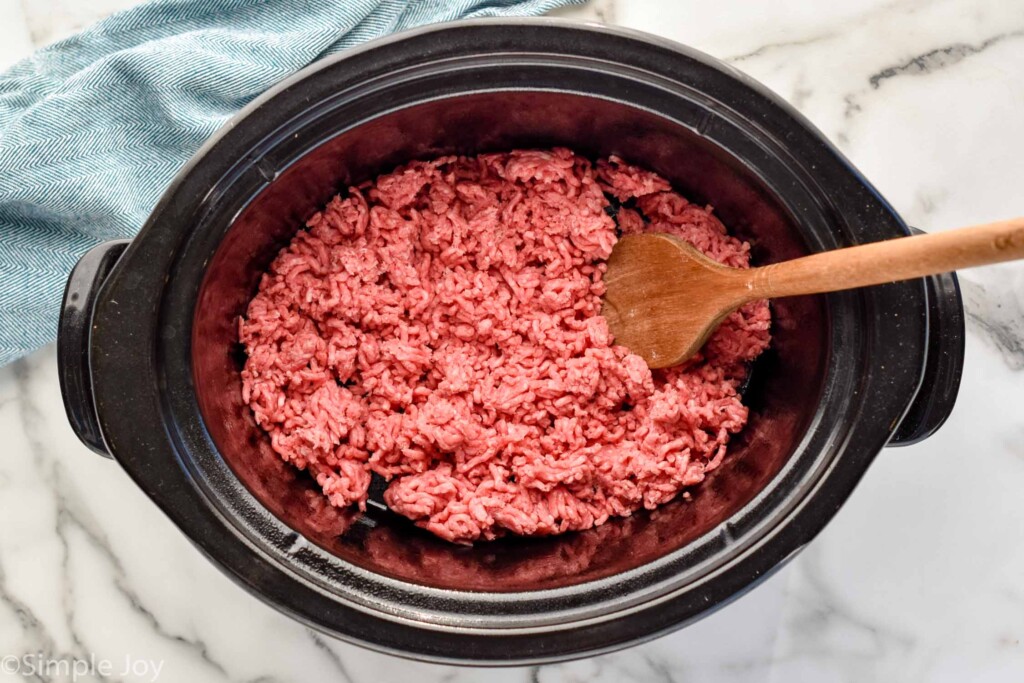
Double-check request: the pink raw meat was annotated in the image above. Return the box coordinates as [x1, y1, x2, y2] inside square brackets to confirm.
[239, 148, 770, 543]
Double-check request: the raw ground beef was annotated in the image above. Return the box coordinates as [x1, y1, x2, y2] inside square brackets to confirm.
[239, 148, 771, 543]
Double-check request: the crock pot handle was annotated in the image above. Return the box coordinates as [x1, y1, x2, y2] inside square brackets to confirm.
[888, 229, 966, 446]
[58, 240, 130, 458]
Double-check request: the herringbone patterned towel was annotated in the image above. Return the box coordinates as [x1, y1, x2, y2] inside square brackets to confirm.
[0, 0, 579, 366]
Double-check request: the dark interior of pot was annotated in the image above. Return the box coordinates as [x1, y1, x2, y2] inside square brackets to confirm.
[192, 91, 827, 592]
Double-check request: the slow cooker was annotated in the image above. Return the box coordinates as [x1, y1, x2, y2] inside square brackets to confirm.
[57, 19, 965, 664]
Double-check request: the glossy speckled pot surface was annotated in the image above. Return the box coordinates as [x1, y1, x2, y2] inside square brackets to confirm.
[58, 20, 963, 664]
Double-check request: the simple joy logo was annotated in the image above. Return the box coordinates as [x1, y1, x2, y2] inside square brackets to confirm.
[1, 653, 165, 681]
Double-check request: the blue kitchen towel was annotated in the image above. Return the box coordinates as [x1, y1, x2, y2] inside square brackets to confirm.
[0, 0, 581, 366]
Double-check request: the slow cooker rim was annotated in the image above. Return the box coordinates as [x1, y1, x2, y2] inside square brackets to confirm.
[87, 18, 930, 663]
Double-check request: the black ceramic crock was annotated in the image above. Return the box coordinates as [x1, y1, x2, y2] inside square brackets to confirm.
[57, 20, 965, 664]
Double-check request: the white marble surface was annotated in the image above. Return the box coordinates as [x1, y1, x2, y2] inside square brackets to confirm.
[1, 0, 1023, 680]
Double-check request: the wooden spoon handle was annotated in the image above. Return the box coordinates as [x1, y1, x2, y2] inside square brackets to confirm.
[744, 217, 1024, 300]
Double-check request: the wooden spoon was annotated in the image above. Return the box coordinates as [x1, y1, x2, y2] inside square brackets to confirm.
[602, 217, 1024, 369]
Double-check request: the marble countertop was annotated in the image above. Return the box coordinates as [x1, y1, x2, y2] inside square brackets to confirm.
[1, 0, 1022, 681]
